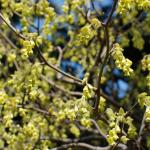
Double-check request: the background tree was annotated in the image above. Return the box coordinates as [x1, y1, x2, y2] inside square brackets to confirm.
[0, 0, 150, 149]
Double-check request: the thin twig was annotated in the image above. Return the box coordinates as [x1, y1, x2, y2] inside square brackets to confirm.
[58, 77, 83, 86]
[90, 119, 107, 139]
[77, 125, 101, 135]
[36, 45, 82, 84]
[40, 74, 82, 96]
[100, 91, 121, 108]
[136, 112, 146, 149]
[55, 46, 63, 67]
[105, 0, 118, 26]
[125, 102, 138, 117]
[50, 135, 102, 143]
[17, 105, 49, 115]
[0, 29, 20, 70]
[90, 0, 101, 17]
[0, 13, 26, 40]
[0, 29, 18, 49]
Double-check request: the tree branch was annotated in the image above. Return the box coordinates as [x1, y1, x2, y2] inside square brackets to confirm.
[90, 119, 107, 139]
[50, 135, 102, 143]
[94, 0, 119, 114]
[50, 142, 110, 150]
[17, 105, 49, 115]
[0, 13, 26, 40]
[136, 112, 146, 149]
[94, 26, 110, 113]
[40, 74, 82, 96]
[105, 0, 119, 27]
[36, 45, 82, 84]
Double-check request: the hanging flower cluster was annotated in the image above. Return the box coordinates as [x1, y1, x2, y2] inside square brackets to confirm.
[112, 43, 133, 76]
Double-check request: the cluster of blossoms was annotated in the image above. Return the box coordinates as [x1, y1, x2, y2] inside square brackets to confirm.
[39, 1, 56, 35]
[49, 97, 92, 128]
[117, 0, 150, 14]
[65, 0, 86, 10]
[141, 55, 150, 88]
[106, 108, 136, 145]
[7, 52, 16, 66]
[14, 1, 33, 16]
[0, 61, 93, 149]
[82, 73, 96, 100]
[82, 83, 95, 100]
[98, 97, 106, 112]
[136, 0, 150, 10]
[141, 55, 150, 71]
[21, 40, 35, 58]
[78, 25, 95, 45]
[112, 43, 133, 76]
[132, 28, 144, 50]
[90, 18, 102, 29]
[138, 93, 150, 122]
[117, 0, 133, 14]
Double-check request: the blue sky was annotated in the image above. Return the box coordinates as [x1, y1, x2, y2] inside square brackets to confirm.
[49, 0, 113, 8]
